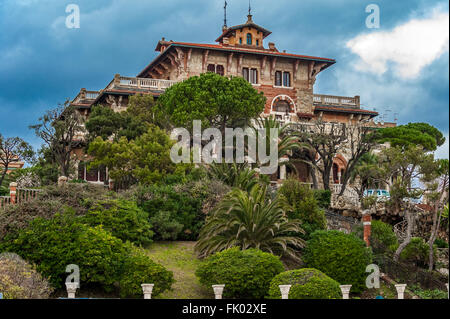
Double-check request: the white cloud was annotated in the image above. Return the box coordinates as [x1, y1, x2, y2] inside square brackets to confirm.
[346, 8, 449, 79]
[435, 133, 449, 159]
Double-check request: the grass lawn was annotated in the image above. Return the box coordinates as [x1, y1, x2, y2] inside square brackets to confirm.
[145, 241, 212, 299]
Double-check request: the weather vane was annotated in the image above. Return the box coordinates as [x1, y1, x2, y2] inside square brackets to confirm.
[248, 0, 252, 16]
[224, 1, 228, 28]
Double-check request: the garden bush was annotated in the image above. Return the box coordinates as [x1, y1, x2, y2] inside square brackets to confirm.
[0, 253, 53, 299]
[434, 238, 448, 248]
[81, 199, 153, 245]
[0, 213, 173, 297]
[195, 247, 284, 299]
[267, 268, 341, 299]
[400, 237, 437, 268]
[313, 190, 332, 209]
[134, 179, 229, 240]
[0, 183, 113, 239]
[279, 179, 327, 240]
[370, 220, 399, 254]
[149, 211, 184, 241]
[303, 230, 373, 293]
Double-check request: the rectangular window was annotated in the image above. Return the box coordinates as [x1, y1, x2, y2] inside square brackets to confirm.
[239, 38, 243, 44]
[242, 67, 249, 81]
[256, 39, 260, 46]
[207, 64, 216, 73]
[283, 72, 291, 87]
[250, 68, 258, 84]
[216, 65, 224, 76]
[275, 71, 282, 86]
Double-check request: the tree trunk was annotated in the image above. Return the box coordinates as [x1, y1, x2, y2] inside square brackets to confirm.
[394, 210, 414, 262]
[0, 165, 9, 187]
[310, 166, 319, 189]
[323, 165, 331, 190]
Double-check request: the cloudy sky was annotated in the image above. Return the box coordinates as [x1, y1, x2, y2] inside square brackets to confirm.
[0, 0, 448, 158]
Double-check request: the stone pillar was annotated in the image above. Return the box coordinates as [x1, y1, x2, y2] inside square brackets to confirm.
[340, 285, 352, 299]
[279, 285, 292, 300]
[66, 282, 78, 299]
[141, 284, 154, 299]
[212, 285, 225, 299]
[9, 182, 17, 204]
[362, 210, 372, 247]
[395, 284, 407, 299]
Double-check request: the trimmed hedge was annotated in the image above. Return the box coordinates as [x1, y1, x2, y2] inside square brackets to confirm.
[303, 230, 373, 293]
[195, 247, 284, 299]
[370, 220, 399, 254]
[268, 268, 341, 299]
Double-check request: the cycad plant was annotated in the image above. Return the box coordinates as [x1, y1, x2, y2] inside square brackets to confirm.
[195, 184, 305, 261]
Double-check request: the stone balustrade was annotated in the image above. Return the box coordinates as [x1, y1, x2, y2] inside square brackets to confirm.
[313, 94, 360, 108]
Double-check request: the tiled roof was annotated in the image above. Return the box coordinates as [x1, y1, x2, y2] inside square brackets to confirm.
[314, 105, 378, 117]
[138, 42, 335, 77]
[216, 21, 272, 42]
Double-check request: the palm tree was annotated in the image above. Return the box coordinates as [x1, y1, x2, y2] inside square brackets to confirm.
[195, 184, 305, 261]
[254, 116, 307, 174]
[207, 162, 268, 192]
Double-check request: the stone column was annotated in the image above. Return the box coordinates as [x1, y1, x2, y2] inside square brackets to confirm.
[141, 284, 154, 299]
[66, 282, 78, 299]
[279, 285, 292, 299]
[395, 284, 407, 299]
[212, 285, 225, 299]
[340, 285, 352, 299]
[9, 182, 17, 204]
[362, 209, 372, 247]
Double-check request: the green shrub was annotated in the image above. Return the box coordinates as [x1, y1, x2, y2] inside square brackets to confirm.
[119, 245, 175, 298]
[267, 268, 341, 299]
[0, 213, 173, 297]
[135, 180, 229, 241]
[409, 284, 448, 299]
[0, 253, 53, 299]
[370, 220, 399, 254]
[279, 179, 327, 240]
[195, 247, 284, 299]
[149, 211, 184, 241]
[313, 190, 332, 209]
[81, 199, 153, 245]
[434, 238, 448, 248]
[303, 230, 373, 293]
[400, 237, 437, 268]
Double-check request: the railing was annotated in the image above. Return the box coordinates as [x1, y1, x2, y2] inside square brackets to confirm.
[313, 94, 360, 108]
[72, 90, 100, 104]
[0, 196, 11, 209]
[85, 91, 99, 99]
[16, 188, 42, 204]
[117, 76, 177, 91]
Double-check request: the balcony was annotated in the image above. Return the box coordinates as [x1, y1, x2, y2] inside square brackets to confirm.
[105, 75, 178, 91]
[313, 94, 360, 109]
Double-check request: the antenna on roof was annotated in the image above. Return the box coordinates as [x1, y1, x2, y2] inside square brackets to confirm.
[224, 1, 228, 28]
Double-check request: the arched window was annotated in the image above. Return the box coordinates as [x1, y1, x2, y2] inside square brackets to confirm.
[247, 33, 252, 45]
[273, 100, 290, 113]
[333, 163, 340, 184]
[207, 64, 216, 73]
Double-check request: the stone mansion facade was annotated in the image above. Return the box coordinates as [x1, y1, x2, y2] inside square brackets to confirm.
[70, 14, 395, 197]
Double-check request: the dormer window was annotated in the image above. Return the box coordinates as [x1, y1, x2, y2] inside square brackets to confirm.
[247, 33, 252, 45]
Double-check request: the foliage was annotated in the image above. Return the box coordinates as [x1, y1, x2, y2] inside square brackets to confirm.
[279, 178, 327, 240]
[0, 253, 53, 299]
[376, 122, 445, 152]
[195, 184, 305, 261]
[399, 237, 437, 268]
[132, 179, 230, 241]
[207, 162, 266, 192]
[81, 199, 153, 246]
[195, 247, 284, 299]
[409, 284, 448, 299]
[0, 133, 35, 186]
[119, 245, 175, 298]
[88, 125, 179, 186]
[370, 220, 399, 254]
[0, 214, 173, 297]
[157, 72, 266, 133]
[29, 102, 84, 176]
[434, 238, 448, 248]
[267, 268, 341, 299]
[313, 189, 332, 209]
[149, 211, 184, 241]
[303, 230, 373, 293]
[0, 183, 113, 240]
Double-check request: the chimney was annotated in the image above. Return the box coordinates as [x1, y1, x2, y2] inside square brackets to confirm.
[268, 42, 278, 52]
